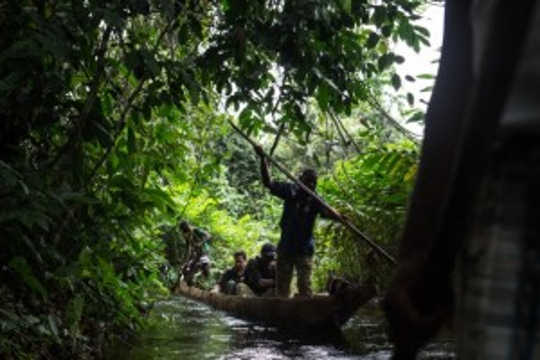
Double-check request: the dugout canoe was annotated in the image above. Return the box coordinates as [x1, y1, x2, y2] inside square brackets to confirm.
[174, 281, 376, 330]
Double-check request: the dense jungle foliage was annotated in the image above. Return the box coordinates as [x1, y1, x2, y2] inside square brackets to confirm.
[0, 0, 434, 358]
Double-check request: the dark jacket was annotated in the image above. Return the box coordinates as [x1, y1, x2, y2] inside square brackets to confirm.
[244, 256, 275, 295]
[268, 181, 338, 256]
[219, 267, 245, 290]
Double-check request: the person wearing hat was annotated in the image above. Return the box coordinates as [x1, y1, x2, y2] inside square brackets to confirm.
[253, 144, 343, 297]
[244, 243, 277, 296]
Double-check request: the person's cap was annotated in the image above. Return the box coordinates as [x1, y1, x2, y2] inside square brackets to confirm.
[261, 243, 276, 257]
[199, 255, 210, 265]
[179, 220, 189, 230]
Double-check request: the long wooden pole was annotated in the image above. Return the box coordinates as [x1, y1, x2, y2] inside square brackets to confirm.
[228, 120, 397, 265]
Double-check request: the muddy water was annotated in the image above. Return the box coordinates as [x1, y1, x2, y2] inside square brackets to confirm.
[108, 296, 455, 359]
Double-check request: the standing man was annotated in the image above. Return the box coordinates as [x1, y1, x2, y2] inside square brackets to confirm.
[180, 220, 212, 286]
[160, 224, 185, 288]
[253, 145, 343, 297]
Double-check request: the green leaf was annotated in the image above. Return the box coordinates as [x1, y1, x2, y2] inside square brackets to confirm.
[394, 55, 405, 64]
[238, 106, 253, 128]
[397, 21, 415, 44]
[141, 188, 176, 209]
[418, 35, 430, 47]
[405, 75, 415, 82]
[189, 16, 203, 38]
[366, 32, 380, 49]
[381, 24, 393, 37]
[316, 84, 330, 112]
[221, 0, 230, 12]
[391, 74, 401, 90]
[407, 111, 424, 123]
[17, 180, 30, 196]
[414, 25, 430, 37]
[340, 0, 352, 13]
[406, 92, 414, 106]
[8, 257, 47, 299]
[128, 126, 136, 154]
[372, 6, 386, 27]
[48, 314, 60, 339]
[178, 23, 190, 44]
[101, 92, 113, 116]
[377, 54, 394, 71]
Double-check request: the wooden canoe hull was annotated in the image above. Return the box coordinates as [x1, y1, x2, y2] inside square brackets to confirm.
[175, 282, 376, 330]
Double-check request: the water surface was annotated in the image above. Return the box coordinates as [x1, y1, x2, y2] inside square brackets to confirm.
[109, 296, 455, 359]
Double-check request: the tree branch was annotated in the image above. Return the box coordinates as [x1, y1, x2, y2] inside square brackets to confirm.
[366, 93, 421, 143]
[269, 122, 286, 156]
[328, 111, 351, 154]
[329, 110, 362, 154]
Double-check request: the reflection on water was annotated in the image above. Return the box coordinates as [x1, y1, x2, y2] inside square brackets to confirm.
[108, 296, 455, 359]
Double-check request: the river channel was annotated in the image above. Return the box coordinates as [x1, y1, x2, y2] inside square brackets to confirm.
[108, 295, 455, 359]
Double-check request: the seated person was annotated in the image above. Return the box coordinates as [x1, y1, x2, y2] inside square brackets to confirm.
[218, 250, 251, 295]
[245, 243, 277, 297]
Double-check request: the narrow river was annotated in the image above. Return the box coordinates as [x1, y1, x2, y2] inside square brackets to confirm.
[108, 296, 455, 359]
